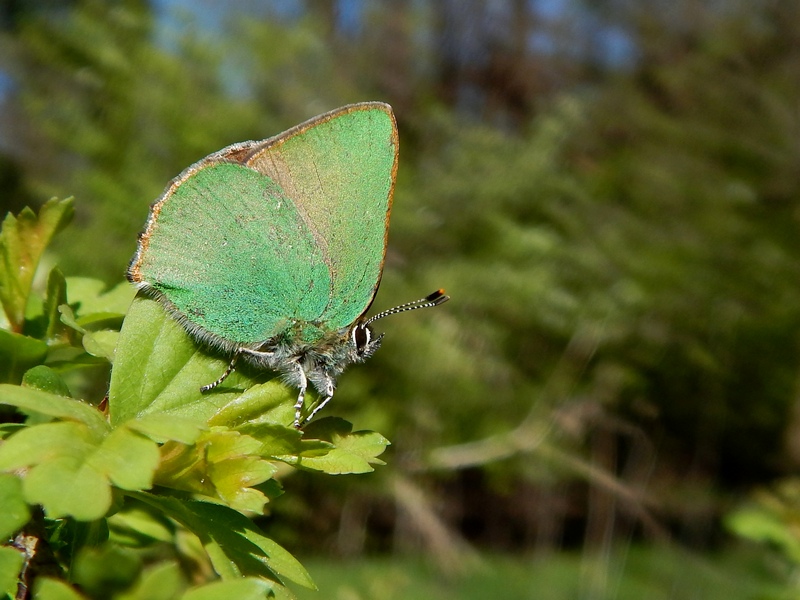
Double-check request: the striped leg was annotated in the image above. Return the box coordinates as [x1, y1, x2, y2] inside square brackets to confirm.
[200, 352, 240, 392]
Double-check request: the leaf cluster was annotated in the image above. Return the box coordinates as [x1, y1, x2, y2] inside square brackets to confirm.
[0, 201, 390, 599]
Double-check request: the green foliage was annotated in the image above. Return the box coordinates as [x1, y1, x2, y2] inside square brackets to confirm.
[0, 203, 390, 597]
[0, 198, 74, 334]
[727, 478, 800, 570]
[3, 1, 800, 594]
[293, 547, 793, 600]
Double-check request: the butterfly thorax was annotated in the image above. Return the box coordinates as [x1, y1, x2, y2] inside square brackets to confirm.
[241, 320, 382, 397]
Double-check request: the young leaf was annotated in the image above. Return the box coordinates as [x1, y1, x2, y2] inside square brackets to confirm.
[0, 473, 31, 540]
[81, 329, 119, 361]
[290, 418, 390, 474]
[0, 198, 74, 333]
[154, 429, 277, 513]
[43, 267, 71, 342]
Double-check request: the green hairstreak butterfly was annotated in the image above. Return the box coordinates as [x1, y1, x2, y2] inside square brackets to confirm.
[128, 102, 448, 428]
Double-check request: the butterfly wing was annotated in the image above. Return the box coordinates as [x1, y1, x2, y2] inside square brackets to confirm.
[130, 161, 331, 346]
[129, 102, 397, 348]
[243, 102, 398, 331]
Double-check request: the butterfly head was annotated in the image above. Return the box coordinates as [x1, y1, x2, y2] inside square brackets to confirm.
[348, 288, 449, 361]
[350, 322, 384, 361]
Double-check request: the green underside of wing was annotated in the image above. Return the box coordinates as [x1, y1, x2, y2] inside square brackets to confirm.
[139, 163, 330, 344]
[137, 105, 397, 347]
[246, 105, 396, 329]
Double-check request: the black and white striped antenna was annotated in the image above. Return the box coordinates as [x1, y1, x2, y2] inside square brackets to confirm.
[364, 289, 450, 325]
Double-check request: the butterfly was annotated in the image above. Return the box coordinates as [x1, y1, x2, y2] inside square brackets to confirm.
[128, 102, 448, 428]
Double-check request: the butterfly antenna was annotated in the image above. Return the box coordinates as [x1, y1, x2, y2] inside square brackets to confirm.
[365, 289, 450, 325]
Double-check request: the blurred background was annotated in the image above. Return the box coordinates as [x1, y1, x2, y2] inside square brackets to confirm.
[2, 0, 800, 597]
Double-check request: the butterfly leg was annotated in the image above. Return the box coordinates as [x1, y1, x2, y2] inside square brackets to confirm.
[300, 376, 335, 427]
[293, 363, 309, 429]
[200, 352, 240, 392]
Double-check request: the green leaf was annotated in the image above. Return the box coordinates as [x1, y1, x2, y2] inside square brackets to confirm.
[108, 296, 273, 425]
[209, 456, 277, 513]
[0, 198, 75, 333]
[208, 381, 294, 428]
[180, 578, 274, 600]
[33, 577, 87, 600]
[72, 544, 141, 598]
[0, 420, 159, 520]
[0, 384, 107, 432]
[0, 545, 25, 598]
[204, 428, 263, 461]
[81, 329, 119, 360]
[65, 278, 135, 318]
[0, 421, 97, 471]
[0, 329, 48, 384]
[235, 423, 303, 457]
[22, 365, 72, 397]
[291, 418, 390, 474]
[26, 459, 106, 519]
[125, 413, 205, 444]
[154, 429, 277, 513]
[108, 506, 174, 546]
[99, 426, 161, 490]
[116, 562, 186, 600]
[58, 304, 84, 334]
[133, 494, 315, 591]
[43, 267, 71, 342]
[726, 505, 800, 564]
[0, 473, 31, 539]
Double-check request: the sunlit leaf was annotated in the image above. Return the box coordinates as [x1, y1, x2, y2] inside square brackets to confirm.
[65, 278, 136, 318]
[109, 296, 268, 425]
[207, 381, 294, 429]
[0, 198, 74, 333]
[0, 419, 160, 520]
[288, 418, 389, 474]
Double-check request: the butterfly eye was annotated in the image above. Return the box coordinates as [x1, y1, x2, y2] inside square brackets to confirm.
[351, 325, 371, 352]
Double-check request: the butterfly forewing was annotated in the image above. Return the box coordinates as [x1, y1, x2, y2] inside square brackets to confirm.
[244, 102, 398, 330]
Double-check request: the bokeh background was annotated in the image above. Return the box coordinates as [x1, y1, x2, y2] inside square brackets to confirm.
[2, 0, 800, 597]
